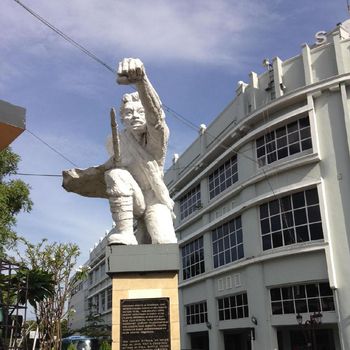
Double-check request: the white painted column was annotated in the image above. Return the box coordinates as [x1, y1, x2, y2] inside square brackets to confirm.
[314, 90, 350, 349]
[301, 43, 313, 85]
[246, 265, 279, 350]
[272, 57, 284, 98]
[205, 278, 225, 350]
[179, 288, 191, 350]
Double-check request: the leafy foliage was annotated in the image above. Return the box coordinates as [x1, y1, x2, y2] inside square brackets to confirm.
[17, 268, 55, 306]
[61, 318, 74, 339]
[16, 239, 83, 350]
[0, 148, 20, 179]
[0, 266, 54, 307]
[79, 312, 111, 338]
[0, 262, 54, 350]
[99, 340, 112, 350]
[0, 148, 32, 256]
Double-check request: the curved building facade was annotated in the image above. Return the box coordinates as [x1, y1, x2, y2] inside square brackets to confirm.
[165, 23, 350, 350]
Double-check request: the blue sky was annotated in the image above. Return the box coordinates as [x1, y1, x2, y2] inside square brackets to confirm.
[1, 0, 347, 265]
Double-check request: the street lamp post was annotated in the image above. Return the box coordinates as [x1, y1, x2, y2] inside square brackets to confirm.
[296, 312, 323, 350]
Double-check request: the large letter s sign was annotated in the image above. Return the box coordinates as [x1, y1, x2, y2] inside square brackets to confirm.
[315, 31, 327, 45]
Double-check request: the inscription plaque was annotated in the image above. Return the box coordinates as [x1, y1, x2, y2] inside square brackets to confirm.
[120, 298, 170, 350]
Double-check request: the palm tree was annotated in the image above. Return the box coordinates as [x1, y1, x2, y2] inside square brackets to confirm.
[16, 268, 55, 308]
[0, 262, 55, 350]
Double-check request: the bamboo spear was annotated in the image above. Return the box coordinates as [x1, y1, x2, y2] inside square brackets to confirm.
[110, 107, 121, 166]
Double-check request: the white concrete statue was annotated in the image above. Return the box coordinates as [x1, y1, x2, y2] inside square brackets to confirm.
[62, 58, 177, 245]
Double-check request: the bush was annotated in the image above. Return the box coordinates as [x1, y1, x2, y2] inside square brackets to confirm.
[99, 340, 111, 350]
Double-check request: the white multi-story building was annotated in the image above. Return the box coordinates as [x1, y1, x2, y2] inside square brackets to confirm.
[68, 235, 112, 332]
[69, 22, 350, 349]
[164, 22, 350, 349]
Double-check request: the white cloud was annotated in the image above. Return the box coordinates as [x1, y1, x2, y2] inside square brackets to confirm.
[0, 0, 284, 101]
[1, 0, 280, 65]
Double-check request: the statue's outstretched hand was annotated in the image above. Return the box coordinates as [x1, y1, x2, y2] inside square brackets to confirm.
[117, 58, 145, 85]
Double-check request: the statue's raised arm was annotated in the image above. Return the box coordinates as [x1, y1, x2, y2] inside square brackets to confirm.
[117, 58, 164, 127]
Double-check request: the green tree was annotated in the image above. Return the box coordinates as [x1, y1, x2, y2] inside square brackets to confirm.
[0, 260, 55, 350]
[79, 312, 111, 338]
[16, 267, 55, 306]
[61, 318, 74, 339]
[0, 147, 32, 257]
[99, 340, 111, 350]
[16, 239, 87, 350]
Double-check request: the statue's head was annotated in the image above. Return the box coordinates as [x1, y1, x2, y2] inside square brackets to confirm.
[120, 92, 146, 133]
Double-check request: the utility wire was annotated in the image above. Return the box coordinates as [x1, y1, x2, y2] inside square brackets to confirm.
[26, 129, 79, 167]
[13, 0, 319, 249]
[13, 0, 203, 165]
[11, 0, 298, 173]
[163, 105, 199, 131]
[13, 0, 116, 75]
[17, 173, 62, 177]
[13, 0, 201, 132]
[13, 0, 236, 147]
[14, 0, 301, 204]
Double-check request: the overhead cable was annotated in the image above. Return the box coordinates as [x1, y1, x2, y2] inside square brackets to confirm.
[17, 173, 61, 177]
[26, 129, 79, 167]
[13, 0, 116, 75]
[14, 0, 292, 200]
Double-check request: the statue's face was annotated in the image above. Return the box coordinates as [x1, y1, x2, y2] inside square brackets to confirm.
[121, 100, 146, 133]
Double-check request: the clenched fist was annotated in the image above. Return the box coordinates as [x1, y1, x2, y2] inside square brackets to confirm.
[117, 58, 146, 85]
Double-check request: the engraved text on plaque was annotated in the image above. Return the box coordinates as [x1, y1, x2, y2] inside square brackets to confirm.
[120, 298, 170, 350]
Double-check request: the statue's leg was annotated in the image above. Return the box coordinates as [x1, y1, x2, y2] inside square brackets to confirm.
[144, 203, 177, 244]
[135, 217, 152, 244]
[105, 168, 145, 245]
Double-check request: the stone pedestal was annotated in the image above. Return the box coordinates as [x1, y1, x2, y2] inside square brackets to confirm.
[106, 244, 180, 350]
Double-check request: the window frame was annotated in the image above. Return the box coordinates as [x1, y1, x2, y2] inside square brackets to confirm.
[270, 281, 335, 315]
[181, 237, 205, 280]
[259, 188, 324, 251]
[208, 155, 238, 200]
[218, 292, 249, 321]
[179, 184, 201, 221]
[212, 216, 244, 268]
[185, 301, 208, 325]
[107, 286, 112, 310]
[256, 116, 312, 167]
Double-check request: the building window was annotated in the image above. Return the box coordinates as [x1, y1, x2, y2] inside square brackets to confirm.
[180, 184, 201, 220]
[260, 188, 323, 251]
[256, 116, 312, 167]
[212, 216, 244, 268]
[93, 295, 99, 314]
[71, 281, 83, 296]
[101, 290, 106, 312]
[100, 261, 106, 279]
[185, 301, 208, 325]
[209, 155, 238, 199]
[182, 237, 205, 280]
[88, 298, 93, 312]
[88, 295, 99, 315]
[107, 286, 112, 309]
[218, 293, 249, 321]
[270, 282, 335, 315]
[94, 269, 99, 283]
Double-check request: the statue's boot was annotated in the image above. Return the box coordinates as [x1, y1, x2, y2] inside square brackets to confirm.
[108, 196, 138, 245]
